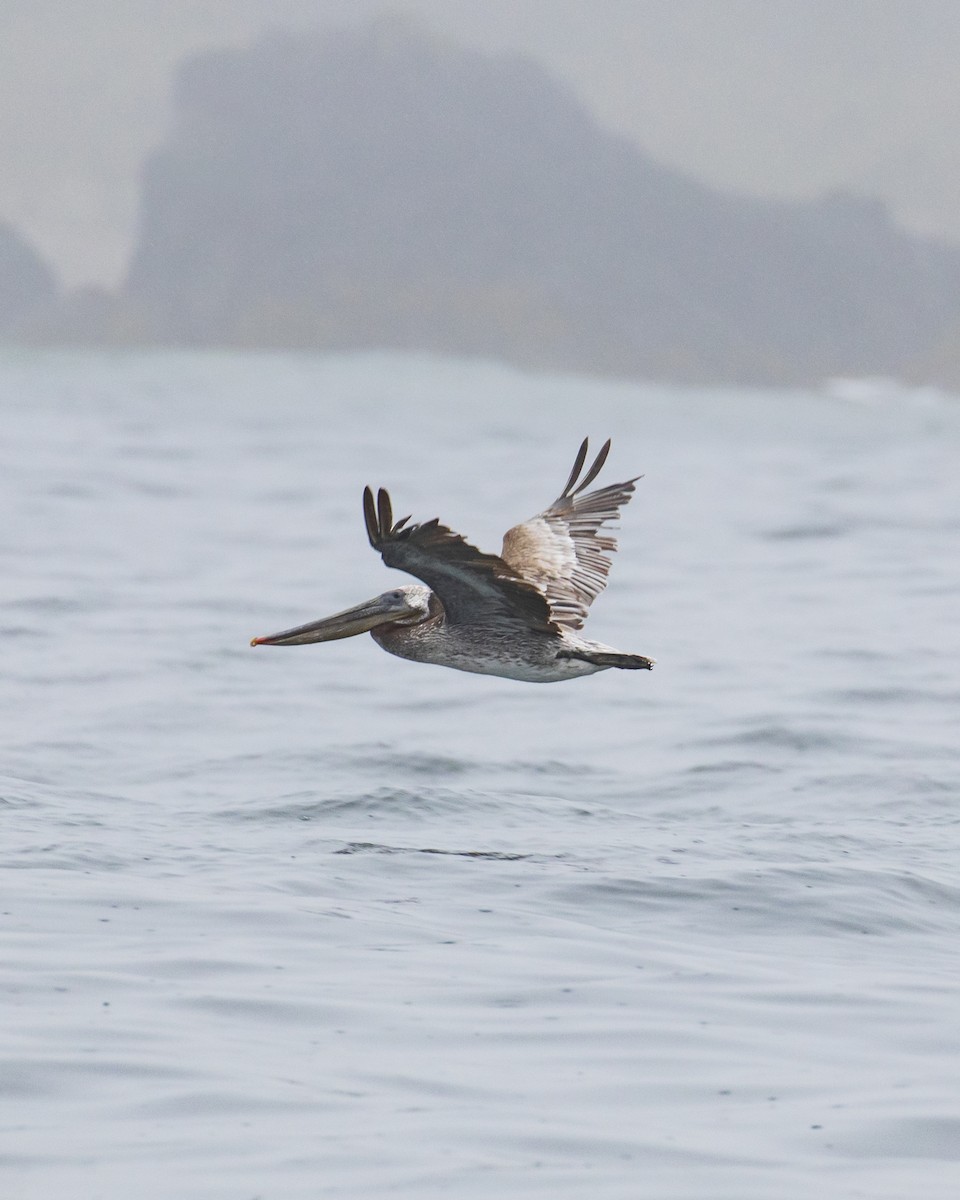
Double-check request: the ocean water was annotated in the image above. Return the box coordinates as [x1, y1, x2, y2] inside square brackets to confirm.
[2, 348, 959, 1199]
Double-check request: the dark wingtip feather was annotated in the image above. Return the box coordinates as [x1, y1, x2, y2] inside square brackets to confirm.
[363, 486, 379, 547]
[377, 488, 393, 539]
[560, 439, 589, 498]
[573, 438, 611, 495]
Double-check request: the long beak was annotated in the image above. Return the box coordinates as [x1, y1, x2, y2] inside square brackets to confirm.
[250, 595, 406, 647]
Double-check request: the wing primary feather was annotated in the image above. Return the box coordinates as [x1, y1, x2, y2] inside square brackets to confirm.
[560, 438, 589, 498]
[363, 486, 380, 547]
[571, 438, 611, 495]
[377, 488, 393, 537]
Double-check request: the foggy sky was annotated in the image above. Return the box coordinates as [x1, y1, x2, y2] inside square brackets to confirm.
[4, 0, 960, 289]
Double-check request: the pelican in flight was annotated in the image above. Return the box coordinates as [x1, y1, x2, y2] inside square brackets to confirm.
[251, 439, 653, 683]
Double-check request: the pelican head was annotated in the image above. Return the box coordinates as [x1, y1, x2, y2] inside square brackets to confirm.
[251, 585, 431, 647]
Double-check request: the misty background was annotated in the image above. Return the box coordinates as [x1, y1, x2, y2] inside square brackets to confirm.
[3, 0, 960, 385]
[6, 8, 960, 1196]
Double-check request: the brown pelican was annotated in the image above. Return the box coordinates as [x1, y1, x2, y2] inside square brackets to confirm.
[251, 439, 654, 683]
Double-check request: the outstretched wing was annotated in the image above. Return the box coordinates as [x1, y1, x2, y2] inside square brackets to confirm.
[500, 438, 639, 631]
[363, 486, 556, 633]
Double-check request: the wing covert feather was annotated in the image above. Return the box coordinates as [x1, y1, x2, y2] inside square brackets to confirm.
[364, 487, 555, 632]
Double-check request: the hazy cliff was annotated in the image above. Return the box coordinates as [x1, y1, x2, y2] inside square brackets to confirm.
[0, 222, 58, 336]
[26, 22, 960, 385]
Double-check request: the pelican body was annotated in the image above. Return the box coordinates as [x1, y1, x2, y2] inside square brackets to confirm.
[251, 439, 653, 683]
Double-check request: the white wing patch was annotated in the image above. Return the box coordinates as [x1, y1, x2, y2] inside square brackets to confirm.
[500, 440, 639, 631]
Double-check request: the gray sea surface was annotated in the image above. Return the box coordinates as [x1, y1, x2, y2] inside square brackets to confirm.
[2, 349, 960, 1199]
